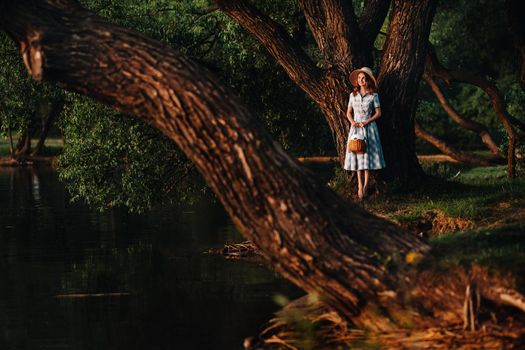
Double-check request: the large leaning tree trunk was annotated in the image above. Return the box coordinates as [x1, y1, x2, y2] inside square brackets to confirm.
[2, 0, 524, 344]
[214, 0, 436, 184]
[0, 0, 426, 324]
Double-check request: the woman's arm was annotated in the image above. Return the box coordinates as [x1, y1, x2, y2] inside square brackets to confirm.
[363, 107, 381, 126]
[347, 105, 357, 126]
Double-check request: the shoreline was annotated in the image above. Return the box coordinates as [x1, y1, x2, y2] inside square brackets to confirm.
[0, 155, 56, 167]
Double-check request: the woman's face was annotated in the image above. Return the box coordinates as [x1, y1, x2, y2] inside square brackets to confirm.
[357, 72, 368, 88]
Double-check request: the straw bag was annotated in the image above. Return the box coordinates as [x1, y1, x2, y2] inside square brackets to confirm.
[347, 127, 366, 154]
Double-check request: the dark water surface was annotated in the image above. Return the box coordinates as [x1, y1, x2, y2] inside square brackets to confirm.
[0, 167, 300, 350]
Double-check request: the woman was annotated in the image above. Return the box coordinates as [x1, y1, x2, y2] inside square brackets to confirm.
[344, 67, 386, 200]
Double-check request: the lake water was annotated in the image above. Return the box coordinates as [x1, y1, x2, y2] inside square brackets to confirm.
[0, 166, 301, 350]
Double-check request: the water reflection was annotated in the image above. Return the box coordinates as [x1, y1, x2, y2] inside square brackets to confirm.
[0, 167, 301, 350]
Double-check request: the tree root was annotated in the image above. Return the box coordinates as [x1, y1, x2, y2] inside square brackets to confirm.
[245, 267, 525, 349]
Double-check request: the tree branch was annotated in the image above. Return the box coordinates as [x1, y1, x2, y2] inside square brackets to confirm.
[358, 0, 391, 47]
[425, 45, 519, 177]
[298, 0, 365, 68]
[422, 73, 503, 158]
[213, 0, 325, 102]
[414, 120, 504, 166]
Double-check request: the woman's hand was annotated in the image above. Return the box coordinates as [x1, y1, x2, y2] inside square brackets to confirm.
[350, 120, 358, 127]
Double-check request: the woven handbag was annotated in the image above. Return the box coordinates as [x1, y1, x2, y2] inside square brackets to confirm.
[348, 138, 366, 153]
[348, 126, 367, 154]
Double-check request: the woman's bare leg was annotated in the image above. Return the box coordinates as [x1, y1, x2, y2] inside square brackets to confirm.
[363, 170, 370, 198]
[357, 170, 364, 199]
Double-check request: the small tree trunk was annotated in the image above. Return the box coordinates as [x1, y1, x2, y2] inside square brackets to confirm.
[15, 127, 31, 158]
[31, 99, 64, 156]
[8, 121, 15, 158]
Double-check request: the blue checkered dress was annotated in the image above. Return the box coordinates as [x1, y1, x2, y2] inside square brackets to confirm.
[344, 92, 386, 171]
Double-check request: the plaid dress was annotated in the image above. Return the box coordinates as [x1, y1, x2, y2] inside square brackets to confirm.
[344, 92, 386, 171]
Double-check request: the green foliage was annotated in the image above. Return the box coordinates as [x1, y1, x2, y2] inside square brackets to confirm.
[58, 95, 205, 213]
[417, 0, 524, 154]
[80, 0, 333, 156]
[0, 34, 64, 143]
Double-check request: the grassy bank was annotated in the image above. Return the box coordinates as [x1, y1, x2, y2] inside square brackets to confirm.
[355, 161, 525, 276]
[358, 163, 525, 233]
[0, 138, 63, 157]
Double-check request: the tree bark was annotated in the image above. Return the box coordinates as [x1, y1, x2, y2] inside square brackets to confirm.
[377, 0, 437, 182]
[0, 0, 428, 325]
[298, 0, 366, 68]
[358, 0, 391, 48]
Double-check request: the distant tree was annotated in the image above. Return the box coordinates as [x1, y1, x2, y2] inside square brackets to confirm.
[0, 34, 64, 159]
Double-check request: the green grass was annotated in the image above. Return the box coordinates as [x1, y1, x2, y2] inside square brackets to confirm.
[424, 223, 525, 275]
[364, 165, 525, 222]
[0, 138, 63, 157]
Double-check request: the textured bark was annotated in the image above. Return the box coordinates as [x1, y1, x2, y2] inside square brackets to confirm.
[415, 121, 504, 166]
[0, 0, 428, 324]
[505, 0, 525, 92]
[358, 0, 391, 47]
[422, 73, 503, 158]
[31, 98, 63, 156]
[298, 0, 366, 68]
[377, 0, 437, 182]
[425, 46, 518, 178]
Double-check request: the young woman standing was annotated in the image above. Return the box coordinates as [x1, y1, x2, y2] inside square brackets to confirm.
[344, 67, 386, 200]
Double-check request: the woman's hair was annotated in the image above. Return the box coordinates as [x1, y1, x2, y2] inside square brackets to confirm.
[352, 73, 376, 96]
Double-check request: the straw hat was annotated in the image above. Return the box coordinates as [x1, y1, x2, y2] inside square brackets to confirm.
[349, 67, 377, 88]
